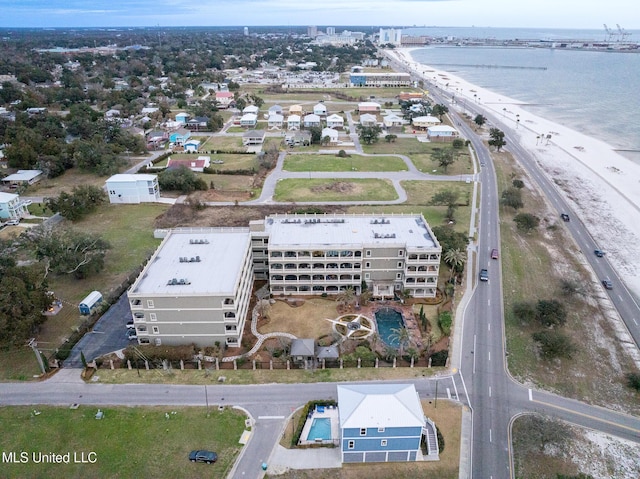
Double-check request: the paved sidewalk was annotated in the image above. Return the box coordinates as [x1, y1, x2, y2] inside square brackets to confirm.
[267, 444, 341, 475]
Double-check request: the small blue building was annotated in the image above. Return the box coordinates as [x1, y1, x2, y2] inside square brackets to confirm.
[338, 383, 427, 463]
[79, 291, 102, 315]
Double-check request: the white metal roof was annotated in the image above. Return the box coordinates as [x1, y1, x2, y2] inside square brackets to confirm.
[337, 384, 425, 429]
[130, 229, 251, 296]
[2, 170, 42, 182]
[0, 191, 19, 202]
[264, 214, 439, 250]
[428, 125, 457, 133]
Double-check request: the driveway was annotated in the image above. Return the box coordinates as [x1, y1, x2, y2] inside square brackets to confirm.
[65, 293, 132, 367]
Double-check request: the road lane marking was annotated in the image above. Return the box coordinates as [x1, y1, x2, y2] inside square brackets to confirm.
[488, 351, 491, 361]
[489, 429, 492, 442]
[529, 389, 532, 401]
[531, 400, 640, 434]
[488, 299, 491, 306]
[257, 416, 285, 419]
[488, 322, 491, 331]
[446, 388, 451, 399]
[489, 386, 492, 397]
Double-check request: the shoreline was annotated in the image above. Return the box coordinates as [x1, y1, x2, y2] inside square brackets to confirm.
[386, 47, 640, 299]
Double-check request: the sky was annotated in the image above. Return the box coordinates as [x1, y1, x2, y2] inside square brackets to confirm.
[0, 0, 638, 30]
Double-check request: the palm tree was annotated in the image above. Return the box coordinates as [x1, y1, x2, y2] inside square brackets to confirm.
[336, 286, 356, 309]
[359, 289, 372, 306]
[444, 249, 466, 282]
[389, 327, 411, 358]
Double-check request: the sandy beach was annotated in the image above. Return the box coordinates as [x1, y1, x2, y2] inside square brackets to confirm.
[386, 47, 640, 300]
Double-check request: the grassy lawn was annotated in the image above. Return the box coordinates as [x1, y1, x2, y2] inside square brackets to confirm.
[159, 153, 258, 172]
[0, 347, 42, 380]
[259, 298, 337, 338]
[26, 169, 108, 198]
[0, 406, 246, 479]
[361, 138, 436, 156]
[274, 178, 398, 202]
[411, 151, 474, 177]
[282, 154, 407, 172]
[27, 202, 54, 217]
[205, 136, 244, 151]
[271, 399, 461, 479]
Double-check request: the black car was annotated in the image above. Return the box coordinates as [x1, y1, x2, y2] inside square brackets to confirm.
[594, 249, 606, 257]
[479, 269, 489, 281]
[189, 450, 218, 464]
[560, 213, 570, 222]
[127, 329, 137, 340]
[602, 279, 613, 290]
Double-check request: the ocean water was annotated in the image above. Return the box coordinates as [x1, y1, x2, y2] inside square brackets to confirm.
[405, 28, 640, 162]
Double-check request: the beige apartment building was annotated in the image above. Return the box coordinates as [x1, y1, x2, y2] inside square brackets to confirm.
[251, 214, 441, 299]
[127, 228, 254, 347]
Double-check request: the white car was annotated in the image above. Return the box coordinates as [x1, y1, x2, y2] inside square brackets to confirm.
[5, 219, 20, 226]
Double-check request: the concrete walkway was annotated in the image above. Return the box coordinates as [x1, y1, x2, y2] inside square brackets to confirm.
[267, 444, 341, 475]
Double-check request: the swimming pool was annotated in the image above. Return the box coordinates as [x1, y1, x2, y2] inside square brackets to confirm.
[306, 417, 332, 441]
[375, 308, 405, 348]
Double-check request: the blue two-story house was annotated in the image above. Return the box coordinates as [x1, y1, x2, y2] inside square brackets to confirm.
[337, 383, 426, 463]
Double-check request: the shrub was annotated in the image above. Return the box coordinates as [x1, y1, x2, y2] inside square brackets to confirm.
[430, 350, 448, 366]
[438, 311, 452, 336]
[512, 301, 536, 324]
[123, 344, 196, 362]
[536, 299, 567, 327]
[626, 372, 640, 391]
[532, 330, 576, 359]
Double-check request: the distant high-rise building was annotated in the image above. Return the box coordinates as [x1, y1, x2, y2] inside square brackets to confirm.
[379, 28, 402, 45]
[244, 27, 249, 36]
[307, 26, 318, 38]
[326, 27, 336, 36]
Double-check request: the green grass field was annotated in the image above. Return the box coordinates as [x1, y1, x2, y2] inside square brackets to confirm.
[274, 178, 398, 202]
[0, 406, 246, 479]
[282, 154, 407, 172]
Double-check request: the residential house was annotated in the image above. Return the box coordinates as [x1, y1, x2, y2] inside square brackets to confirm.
[313, 103, 328, 116]
[287, 114, 301, 130]
[268, 104, 283, 115]
[215, 91, 234, 108]
[337, 384, 428, 463]
[382, 114, 407, 129]
[169, 128, 191, 145]
[326, 114, 344, 129]
[127, 228, 254, 347]
[1, 170, 43, 187]
[267, 114, 284, 130]
[186, 116, 209, 131]
[290, 339, 316, 367]
[303, 114, 321, 128]
[321, 127, 339, 145]
[284, 130, 311, 146]
[359, 114, 378, 127]
[175, 112, 189, 124]
[357, 102, 381, 113]
[141, 107, 159, 114]
[412, 116, 440, 130]
[288, 104, 303, 115]
[0, 192, 28, 220]
[147, 130, 168, 150]
[409, 104, 427, 114]
[105, 109, 121, 119]
[243, 105, 260, 115]
[167, 156, 210, 172]
[242, 130, 266, 146]
[399, 91, 424, 102]
[427, 125, 459, 142]
[105, 174, 160, 204]
[240, 113, 258, 128]
[183, 139, 201, 152]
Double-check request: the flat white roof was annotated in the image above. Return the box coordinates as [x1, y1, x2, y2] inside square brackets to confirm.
[264, 214, 439, 250]
[106, 174, 157, 183]
[130, 229, 250, 296]
[428, 125, 457, 132]
[0, 191, 19, 202]
[2, 170, 42, 181]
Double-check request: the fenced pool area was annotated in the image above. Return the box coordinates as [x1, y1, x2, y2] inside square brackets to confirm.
[298, 405, 339, 446]
[375, 307, 406, 348]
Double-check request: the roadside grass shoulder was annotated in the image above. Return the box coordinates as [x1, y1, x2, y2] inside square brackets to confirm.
[0, 406, 245, 479]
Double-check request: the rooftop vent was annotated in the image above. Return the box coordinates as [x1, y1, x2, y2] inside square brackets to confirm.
[189, 239, 210, 244]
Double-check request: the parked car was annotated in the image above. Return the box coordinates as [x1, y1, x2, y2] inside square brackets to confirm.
[5, 219, 20, 226]
[189, 450, 218, 464]
[491, 248, 499, 260]
[479, 269, 489, 281]
[594, 249, 606, 257]
[126, 320, 135, 329]
[602, 279, 613, 290]
[127, 329, 137, 340]
[560, 213, 570, 222]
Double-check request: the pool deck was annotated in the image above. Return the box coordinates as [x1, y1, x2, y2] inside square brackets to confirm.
[354, 302, 424, 350]
[298, 405, 340, 446]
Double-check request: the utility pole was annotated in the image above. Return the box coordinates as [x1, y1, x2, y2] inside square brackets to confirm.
[28, 339, 46, 375]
